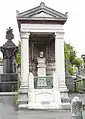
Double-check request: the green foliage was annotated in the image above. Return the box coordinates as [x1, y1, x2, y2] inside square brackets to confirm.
[64, 42, 76, 62]
[16, 41, 21, 65]
[69, 47, 76, 63]
[72, 57, 83, 69]
[64, 43, 70, 60]
[68, 63, 74, 75]
[64, 42, 83, 75]
[13, 77, 20, 107]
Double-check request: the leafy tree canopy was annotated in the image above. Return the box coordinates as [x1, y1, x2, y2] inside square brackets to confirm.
[64, 42, 77, 63]
[64, 42, 83, 75]
[72, 57, 83, 69]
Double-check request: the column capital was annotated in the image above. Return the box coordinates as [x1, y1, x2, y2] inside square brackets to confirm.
[55, 32, 64, 39]
[20, 31, 30, 39]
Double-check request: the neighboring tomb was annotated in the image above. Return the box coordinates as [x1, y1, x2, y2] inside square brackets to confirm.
[0, 27, 18, 92]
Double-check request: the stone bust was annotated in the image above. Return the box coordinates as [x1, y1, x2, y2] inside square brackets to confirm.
[37, 51, 45, 64]
[39, 51, 44, 58]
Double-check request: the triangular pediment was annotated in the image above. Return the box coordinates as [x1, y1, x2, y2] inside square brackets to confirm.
[30, 12, 53, 18]
[17, 2, 67, 21]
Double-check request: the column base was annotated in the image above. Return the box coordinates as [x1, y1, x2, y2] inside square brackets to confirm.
[59, 84, 70, 103]
[17, 85, 28, 107]
[59, 84, 71, 109]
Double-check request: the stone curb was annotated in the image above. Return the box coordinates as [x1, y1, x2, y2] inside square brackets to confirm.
[0, 92, 18, 96]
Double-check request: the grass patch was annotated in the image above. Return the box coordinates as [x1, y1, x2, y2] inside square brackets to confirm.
[13, 79, 20, 106]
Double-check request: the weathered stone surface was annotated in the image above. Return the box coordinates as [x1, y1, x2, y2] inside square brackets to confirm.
[71, 96, 83, 119]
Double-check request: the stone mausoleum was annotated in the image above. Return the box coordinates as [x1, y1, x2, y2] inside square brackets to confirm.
[17, 2, 70, 109]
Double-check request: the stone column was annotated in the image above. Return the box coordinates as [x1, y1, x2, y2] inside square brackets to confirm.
[18, 32, 30, 107]
[21, 32, 30, 86]
[55, 32, 69, 103]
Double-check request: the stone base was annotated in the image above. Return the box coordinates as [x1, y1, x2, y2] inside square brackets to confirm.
[28, 102, 62, 109]
[0, 81, 17, 92]
[0, 73, 18, 92]
[18, 104, 28, 110]
[18, 84, 71, 110]
[17, 85, 28, 105]
[18, 87, 71, 110]
[18, 102, 71, 110]
[28, 88, 62, 109]
[61, 103, 71, 110]
[59, 84, 70, 104]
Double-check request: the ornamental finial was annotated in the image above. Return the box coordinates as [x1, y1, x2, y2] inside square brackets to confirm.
[40, 2, 45, 8]
[6, 27, 14, 40]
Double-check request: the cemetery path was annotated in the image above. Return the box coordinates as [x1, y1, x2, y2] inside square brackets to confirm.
[0, 93, 85, 119]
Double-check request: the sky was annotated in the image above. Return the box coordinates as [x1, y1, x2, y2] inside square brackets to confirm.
[0, 0, 85, 58]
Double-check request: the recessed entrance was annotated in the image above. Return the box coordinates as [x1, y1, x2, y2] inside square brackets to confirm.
[29, 32, 55, 76]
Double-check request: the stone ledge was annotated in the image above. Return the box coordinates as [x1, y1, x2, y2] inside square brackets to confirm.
[18, 104, 28, 110]
[0, 92, 18, 96]
[18, 102, 71, 110]
[60, 103, 71, 110]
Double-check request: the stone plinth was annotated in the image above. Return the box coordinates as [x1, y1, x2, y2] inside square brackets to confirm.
[37, 56, 47, 87]
[0, 73, 18, 92]
[37, 57, 46, 77]
[27, 72, 62, 109]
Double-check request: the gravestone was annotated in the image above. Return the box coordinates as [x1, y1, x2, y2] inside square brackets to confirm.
[71, 97, 83, 119]
[0, 27, 18, 92]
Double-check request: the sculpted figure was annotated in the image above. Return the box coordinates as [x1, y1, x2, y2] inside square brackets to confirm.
[39, 51, 44, 58]
[37, 51, 45, 64]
